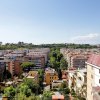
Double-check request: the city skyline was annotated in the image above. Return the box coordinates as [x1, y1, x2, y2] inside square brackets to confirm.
[0, 0, 100, 44]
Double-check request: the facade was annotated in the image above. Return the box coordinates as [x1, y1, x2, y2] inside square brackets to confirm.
[52, 80, 63, 89]
[67, 68, 87, 98]
[44, 68, 58, 85]
[70, 55, 87, 69]
[0, 61, 6, 82]
[60, 48, 96, 69]
[24, 55, 45, 70]
[86, 54, 100, 100]
[8, 60, 22, 76]
[26, 71, 39, 83]
[27, 51, 48, 63]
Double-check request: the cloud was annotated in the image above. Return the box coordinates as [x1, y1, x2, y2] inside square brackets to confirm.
[70, 33, 100, 44]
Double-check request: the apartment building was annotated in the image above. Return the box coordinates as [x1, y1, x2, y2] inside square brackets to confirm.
[70, 55, 87, 69]
[0, 61, 6, 82]
[68, 68, 87, 98]
[4, 50, 26, 61]
[60, 48, 91, 69]
[86, 54, 100, 100]
[29, 48, 50, 62]
[0, 57, 10, 81]
[44, 68, 58, 85]
[24, 55, 45, 70]
[8, 60, 22, 76]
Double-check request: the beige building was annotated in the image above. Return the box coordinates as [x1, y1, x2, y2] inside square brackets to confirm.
[44, 68, 59, 85]
[86, 54, 100, 100]
[60, 48, 91, 69]
[70, 55, 87, 69]
[26, 71, 39, 83]
[68, 68, 87, 97]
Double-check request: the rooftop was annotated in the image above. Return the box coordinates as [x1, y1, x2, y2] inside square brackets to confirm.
[87, 54, 100, 67]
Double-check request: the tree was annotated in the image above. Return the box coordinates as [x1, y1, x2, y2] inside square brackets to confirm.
[38, 69, 44, 87]
[23, 78, 40, 94]
[57, 53, 63, 62]
[18, 83, 31, 97]
[6, 70, 12, 79]
[4, 86, 16, 99]
[58, 68, 62, 80]
[43, 91, 53, 100]
[21, 62, 35, 71]
[60, 81, 67, 90]
[50, 57, 56, 68]
[64, 87, 70, 94]
[60, 58, 68, 70]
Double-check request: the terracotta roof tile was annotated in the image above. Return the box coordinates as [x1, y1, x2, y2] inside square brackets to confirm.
[87, 54, 100, 67]
[52, 95, 64, 99]
[62, 75, 66, 79]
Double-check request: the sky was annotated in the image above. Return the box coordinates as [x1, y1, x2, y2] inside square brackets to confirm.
[0, 0, 100, 44]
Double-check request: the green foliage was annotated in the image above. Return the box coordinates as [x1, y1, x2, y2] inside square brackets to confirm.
[60, 81, 67, 90]
[15, 78, 42, 99]
[42, 91, 53, 100]
[49, 48, 63, 70]
[57, 68, 62, 80]
[0, 42, 98, 50]
[71, 89, 76, 96]
[4, 86, 15, 99]
[17, 93, 41, 100]
[21, 62, 35, 68]
[60, 58, 68, 70]
[64, 88, 70, 94]
[23, 78, 41, 94]
[49, 47, 68, 71]
[38, 69, 44, 88]
[3, 69, 12, 80]
[38, 69, 44, 76]
[18, 83, 31, 97]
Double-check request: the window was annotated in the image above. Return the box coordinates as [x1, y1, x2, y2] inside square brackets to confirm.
[78, 77, 81, 80]
[99, 69, 100, 73]
[91, 66, 93, 70]
[99, 79, 100, 83]
[91, 75, 93, 79]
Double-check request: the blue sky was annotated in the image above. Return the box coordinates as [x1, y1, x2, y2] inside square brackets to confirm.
[0, 0, 100, 44]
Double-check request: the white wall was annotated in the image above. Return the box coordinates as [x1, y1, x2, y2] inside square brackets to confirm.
[94, 67, 100, 87]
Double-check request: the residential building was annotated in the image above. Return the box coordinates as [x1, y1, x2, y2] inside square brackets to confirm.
[44, 68, 58, 85]
[0, 61, 5, 82]
[86, 54, 100, 100]
[24, 55, 45, 70]
[28, 48, 50, 63]
[60, 48, 93, 69]
[70, 55, 87, 69]
[67, 68, 87, 98]
[26, 71, 39, 83]
[0, 58, 9, 82]
[52, 80, 63, 89]
[8, 60, 22, 76]
[4, 50, 26, 61]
